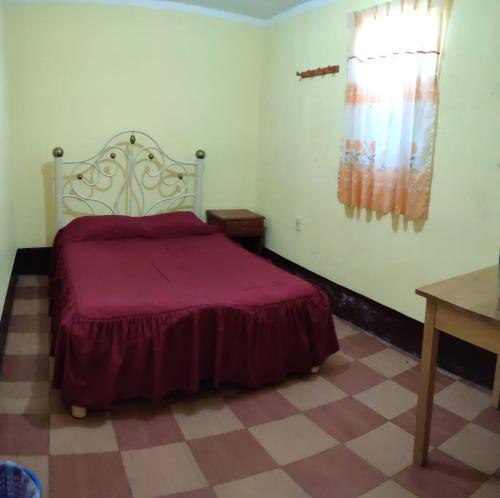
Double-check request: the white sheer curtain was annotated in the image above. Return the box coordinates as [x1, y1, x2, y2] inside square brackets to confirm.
[338, 0, 444, 219]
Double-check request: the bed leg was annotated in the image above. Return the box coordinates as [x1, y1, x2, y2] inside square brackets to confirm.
[311, 366, 320, 374]
[71, 405, 87, 419]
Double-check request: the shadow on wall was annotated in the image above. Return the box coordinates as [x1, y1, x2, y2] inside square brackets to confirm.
[344, 206, 426, 233]
[42, 160, 56, 246]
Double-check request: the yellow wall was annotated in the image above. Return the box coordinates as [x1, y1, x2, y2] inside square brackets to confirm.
[6, 4, 263, 246]
[4, 0, 500, 322]
[257, 0, 500, 321]
[0, 0, 16, 304]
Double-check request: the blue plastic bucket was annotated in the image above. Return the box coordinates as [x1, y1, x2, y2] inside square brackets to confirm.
[0, 461, 42, 498]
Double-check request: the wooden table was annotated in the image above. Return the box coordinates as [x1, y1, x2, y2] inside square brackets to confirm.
[206, 209, 265, 255]
[413, 266, 500, 466]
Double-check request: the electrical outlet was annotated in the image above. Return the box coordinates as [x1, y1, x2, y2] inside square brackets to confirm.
[295, 216, 302, 232]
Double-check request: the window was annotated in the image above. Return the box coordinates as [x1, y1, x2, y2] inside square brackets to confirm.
[337, 0, 445, 219]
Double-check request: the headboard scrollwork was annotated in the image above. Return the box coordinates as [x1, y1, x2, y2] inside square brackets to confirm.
[53, 130, 206, 229]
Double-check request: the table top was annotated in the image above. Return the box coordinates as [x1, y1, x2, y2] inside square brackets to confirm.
[416, 266, 500, 323]
[206, 209, 265, 221]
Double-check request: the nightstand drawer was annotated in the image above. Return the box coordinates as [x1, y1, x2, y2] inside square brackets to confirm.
[224, 219, 263, 236]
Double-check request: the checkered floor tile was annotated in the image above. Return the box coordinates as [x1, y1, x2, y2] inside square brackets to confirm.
[1, 276, 500, 497]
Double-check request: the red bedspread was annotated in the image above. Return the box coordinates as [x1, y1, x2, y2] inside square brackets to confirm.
[50, 213, 338, 409]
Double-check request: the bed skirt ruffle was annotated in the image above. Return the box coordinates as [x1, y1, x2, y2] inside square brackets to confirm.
[50, 274, 338, 409]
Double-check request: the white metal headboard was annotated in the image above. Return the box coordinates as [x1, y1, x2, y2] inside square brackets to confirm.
[52, 130, 206, 229]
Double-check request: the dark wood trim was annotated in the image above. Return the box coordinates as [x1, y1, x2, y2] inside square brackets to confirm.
[13, 247, 52, 275]
[10, 245, 497, 388]
[263, 248, 497, 389]
[0, 247, 51, 371]
[0, 271, 17, 371]
[1, 247, 51, 368]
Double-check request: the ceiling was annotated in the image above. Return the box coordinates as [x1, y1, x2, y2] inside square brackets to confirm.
[167, 0, 312, 20]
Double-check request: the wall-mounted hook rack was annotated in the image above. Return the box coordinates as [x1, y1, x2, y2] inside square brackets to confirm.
[296, 65, 340, 79]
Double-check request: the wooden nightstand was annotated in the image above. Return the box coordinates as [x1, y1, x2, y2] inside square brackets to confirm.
[206, 209, 265, 255]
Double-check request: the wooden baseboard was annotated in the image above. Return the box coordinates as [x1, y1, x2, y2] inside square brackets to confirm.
[13, 247, 52, 275]
[0, 271, 17, 371]
[10, 245, 497, 389]
[263, 248, 496, 389]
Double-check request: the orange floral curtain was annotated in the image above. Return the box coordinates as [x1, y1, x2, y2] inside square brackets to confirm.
[338, 0, 444, 219]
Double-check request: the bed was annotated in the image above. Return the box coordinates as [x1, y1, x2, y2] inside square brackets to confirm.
[49, 131, 339, 416]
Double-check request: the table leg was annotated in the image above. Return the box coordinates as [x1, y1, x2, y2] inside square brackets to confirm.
[413, 300, 439, 466]
[492, 355, 500, 409]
